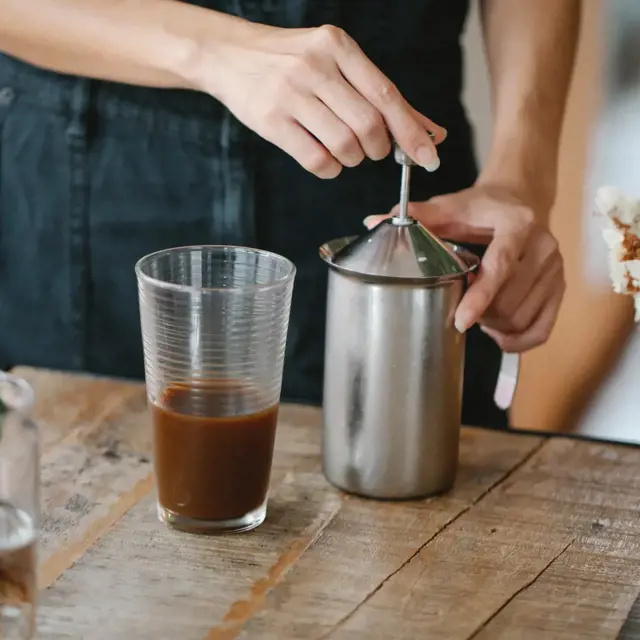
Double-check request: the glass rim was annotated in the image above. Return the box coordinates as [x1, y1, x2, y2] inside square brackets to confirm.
[0, 372, 35, 413]
[135, 245, 296, 295]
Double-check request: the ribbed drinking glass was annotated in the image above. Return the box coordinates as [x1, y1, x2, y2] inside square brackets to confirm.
[136, 246, 295, 534]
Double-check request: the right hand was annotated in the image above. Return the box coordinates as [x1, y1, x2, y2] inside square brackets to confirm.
[203, 23, 446, 178]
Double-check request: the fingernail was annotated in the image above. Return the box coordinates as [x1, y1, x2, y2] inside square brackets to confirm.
[455, 317, 468, 333]
[424, 157, 440, 172]
[416, 146, 440, 172]
[455, 309, 475, 333]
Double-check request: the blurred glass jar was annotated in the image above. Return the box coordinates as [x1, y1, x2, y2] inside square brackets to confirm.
[0, 372, 39, 639]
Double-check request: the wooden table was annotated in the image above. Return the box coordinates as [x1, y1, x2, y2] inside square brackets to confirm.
[16, 366, 640, 639]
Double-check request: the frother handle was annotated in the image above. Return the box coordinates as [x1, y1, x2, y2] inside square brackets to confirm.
[392, 134, 435, 167]
[393, 143, 417, 167]
[494, 352, 520, 410]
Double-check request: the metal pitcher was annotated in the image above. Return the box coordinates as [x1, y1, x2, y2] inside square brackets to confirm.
[319, 145, 480, 499]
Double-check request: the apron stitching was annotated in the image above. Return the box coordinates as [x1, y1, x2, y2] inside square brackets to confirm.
[64, 78, 92, 371]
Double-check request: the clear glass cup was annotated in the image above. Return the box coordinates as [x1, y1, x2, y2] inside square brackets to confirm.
[0, 373, 39, 639]
[136, 246, 296, 534]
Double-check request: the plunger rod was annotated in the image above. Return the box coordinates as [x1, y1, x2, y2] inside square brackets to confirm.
[398, 163, 412, 223]
[392, 135, 435, 225]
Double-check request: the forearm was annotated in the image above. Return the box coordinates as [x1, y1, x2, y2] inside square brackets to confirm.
[478, 0, 581, 220]
[0, 0, 242, 94]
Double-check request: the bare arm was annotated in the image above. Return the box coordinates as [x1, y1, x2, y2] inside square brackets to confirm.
[373, 2, 581, 346]
[0, 0, 244, 93]
[478, 0, 582, 220]
[0, 0, 444, 177]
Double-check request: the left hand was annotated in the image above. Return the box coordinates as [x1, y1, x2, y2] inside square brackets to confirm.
[364, 185, 566, 352]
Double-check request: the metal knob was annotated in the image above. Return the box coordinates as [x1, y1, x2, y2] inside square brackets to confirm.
[392, 132, 435, 166]
[393, 144, 417, 167]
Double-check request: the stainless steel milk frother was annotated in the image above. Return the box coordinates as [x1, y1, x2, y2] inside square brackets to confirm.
[319, 143, 480, 499]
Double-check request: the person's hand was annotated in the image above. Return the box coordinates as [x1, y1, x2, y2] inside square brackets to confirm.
[364, 185, 565, 352]
[202, 22, 446, 178]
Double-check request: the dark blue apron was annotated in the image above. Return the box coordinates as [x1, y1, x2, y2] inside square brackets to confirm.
[0, 0, 507, 428]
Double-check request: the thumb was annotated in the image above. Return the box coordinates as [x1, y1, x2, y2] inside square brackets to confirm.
[413, 193, 497, 245]
[362, 198, 456, 232]
[363, 214, 390, 230]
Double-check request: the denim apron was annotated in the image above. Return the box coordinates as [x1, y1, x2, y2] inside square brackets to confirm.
[0, 0, 507, 428]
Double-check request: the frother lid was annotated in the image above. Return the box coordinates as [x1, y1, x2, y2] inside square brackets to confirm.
[325, 217, 473, 283]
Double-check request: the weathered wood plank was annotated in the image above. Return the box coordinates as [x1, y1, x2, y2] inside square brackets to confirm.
[15, 366, 639, 639]
[213, 429, 543, 640]
[471, 536, 640, 640]
[37, 422, 542, 639]
[471, 439, 640, 640]
[12, 367, 149, 453]
[18, 366, 322, 594]
[37, 473, 341, 640]
[322, 438, 640, 640]
[11, 367, 328, 639]
[11, 367, 154, 590]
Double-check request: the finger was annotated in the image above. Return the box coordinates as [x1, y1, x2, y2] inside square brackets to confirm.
[424, 192, 535, 240]
[388, 197, 496, 244]
[508, 262, 564, 332]
[363, 198, 449, 231]
[383, 98, 440, 171]
[294, 97, 365, 167]
[483, 260, 563, 334]
[491, 232, 560, 317]
[480, 283, 564, 352]
[363, 214, 390, 229]
[483, 245, 560, 328]
[363, 201, 453, 232]
[365, 198, 489, 238]
[260, 117, 342, 179]
[335, 45, 442, 170]
[454, 234, 527, 332]
[413, 109, 448, 145]
[315, 75, 391, 160]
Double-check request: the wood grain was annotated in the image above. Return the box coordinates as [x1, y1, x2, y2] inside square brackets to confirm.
[324, 439, 640, 640]
[11, 367, 153, 589]
[9, 367, 640, 639]
[35, 425, 542, 638]
[226, 430, 544, 640]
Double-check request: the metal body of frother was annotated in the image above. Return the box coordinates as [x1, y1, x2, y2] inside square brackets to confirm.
[319, 143, 479, 499]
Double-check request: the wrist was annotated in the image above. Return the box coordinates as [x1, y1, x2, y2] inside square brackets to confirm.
[172, 9, 262, 101]
[475, 170, 555, 225]
[477, 135, 558, 224]
[154, 5, 247, 97]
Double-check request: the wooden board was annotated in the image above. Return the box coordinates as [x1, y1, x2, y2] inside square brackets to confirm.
[9, 367, 640, 639]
